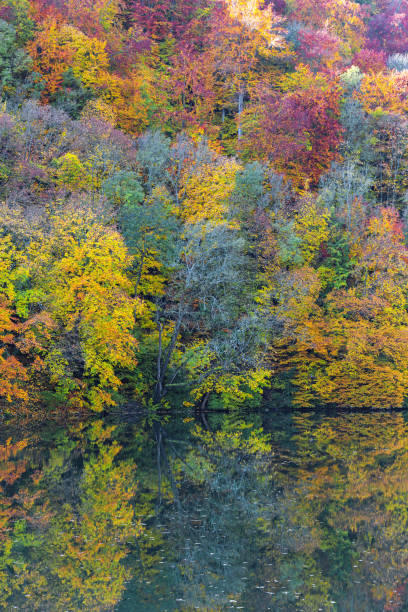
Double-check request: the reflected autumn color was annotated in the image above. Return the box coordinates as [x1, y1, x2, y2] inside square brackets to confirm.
[283, 412, 408, 611]
[0, 420, 142, 611]
[1, 412, 408, 611]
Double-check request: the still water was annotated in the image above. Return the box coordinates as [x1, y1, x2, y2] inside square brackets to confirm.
[0, 410, 407, 611]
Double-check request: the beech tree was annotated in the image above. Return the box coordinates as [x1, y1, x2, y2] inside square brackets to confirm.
[25, 211, 139, 411]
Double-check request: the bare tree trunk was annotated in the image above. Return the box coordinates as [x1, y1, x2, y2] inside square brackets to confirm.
[153, 309, 183, 404]
[237, 89, 244, 140]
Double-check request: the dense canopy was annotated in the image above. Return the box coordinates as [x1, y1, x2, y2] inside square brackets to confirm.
[0, 0, 408, 412]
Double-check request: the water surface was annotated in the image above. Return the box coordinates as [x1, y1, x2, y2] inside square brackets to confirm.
[1, 410, 407, 611]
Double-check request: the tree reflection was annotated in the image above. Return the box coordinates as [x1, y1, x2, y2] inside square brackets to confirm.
[1, 412, 408, 611]
[131, 418, 280, 611]
[0, 420, 142, 611]
[150, 412, 408, 611]
[278, 412, 408, 611]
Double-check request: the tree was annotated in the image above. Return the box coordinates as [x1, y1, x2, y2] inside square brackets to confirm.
[269, 204, 408, 408]
[208, 0, 287, 142]
[27, 18, 75, 100]
[0, 19, 38, 101]
[368, 0, 408, 55]
[25, 211, 139, 411]
[357, 70, 408, 116]
[166, 41, 217, 132]
[179, 158, 239, 223]
[297, 27, 341, 69]
[244, 71, 343, 188]
[0, 234, 28, 405]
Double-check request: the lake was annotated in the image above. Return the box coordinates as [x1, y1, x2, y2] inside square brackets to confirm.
[0, 410, 407, 611]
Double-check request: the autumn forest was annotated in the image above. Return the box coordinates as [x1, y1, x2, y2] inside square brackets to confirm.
[1, 0, 408, 413]
[3, 1, 408, 611]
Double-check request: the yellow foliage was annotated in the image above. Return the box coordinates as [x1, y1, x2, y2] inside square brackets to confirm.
[26, 212, 140, 410]
[81, 98, 117, 125]
[294, 199, 331, 265]
[58, 25, 109, 89]
[0, 236, 29, 403]
[180, 160, 240, 224]
[273, 207, 408, 409]
[357, 71, 408, 115]
[226, 0, 285, 48]
[326, 0, 367, 57]
[96, 0, 122, 32]
[54, 153, 91, 190]
[277, 63, 331, 93]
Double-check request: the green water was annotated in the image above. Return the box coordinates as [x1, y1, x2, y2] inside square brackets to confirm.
[0, 410, 407, 611]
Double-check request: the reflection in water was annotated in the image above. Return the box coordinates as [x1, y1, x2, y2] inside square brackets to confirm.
[0, 412, 407, 610]
[0, 421, 142, 611]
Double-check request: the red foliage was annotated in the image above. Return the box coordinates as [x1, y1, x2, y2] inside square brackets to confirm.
[291, 0, 330, 28]
[368, 0, 408, 54]
[131, 0, 203, 40]
[165, 40, 217, 128]
[382, 207, 405, 241]
[31, 0, 117, 37]
[352, 48, 387, 73]
[297, 28, 340, 67]
[246, 83, 343, 187]
[30, 0, 65, 24]
[0, 5, 15, 21]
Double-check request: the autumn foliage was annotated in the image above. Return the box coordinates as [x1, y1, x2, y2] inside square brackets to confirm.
[0, 0, 407, 411]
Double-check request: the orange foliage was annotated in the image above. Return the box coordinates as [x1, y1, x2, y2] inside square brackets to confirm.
[357, 71, 408, 115]
[27, 18, 74, 99]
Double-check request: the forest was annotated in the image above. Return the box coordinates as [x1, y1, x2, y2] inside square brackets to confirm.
[1, 0, 408, 413]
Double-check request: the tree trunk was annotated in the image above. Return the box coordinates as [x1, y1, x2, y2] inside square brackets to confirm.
[237, 89, 244, 140]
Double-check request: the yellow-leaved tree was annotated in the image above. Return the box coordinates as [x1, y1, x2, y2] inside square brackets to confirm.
[180, 159, 239, 224]
[268, 204, 408, 408]
[25, 211, 141, 411]
[0, 235, 28, 405]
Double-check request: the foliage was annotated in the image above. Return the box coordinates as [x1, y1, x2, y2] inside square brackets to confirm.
[0, 0, 408, 411]
[24, 212, 139, 410]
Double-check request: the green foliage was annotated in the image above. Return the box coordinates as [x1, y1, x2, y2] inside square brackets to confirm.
[52, 68, 95, 118]
[103, 171, 144, 209]
[0, 0, 36, 44]
[319, 229, 356, 292]
[232, 161, 265, 212]
[0, 19, 37, 100]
